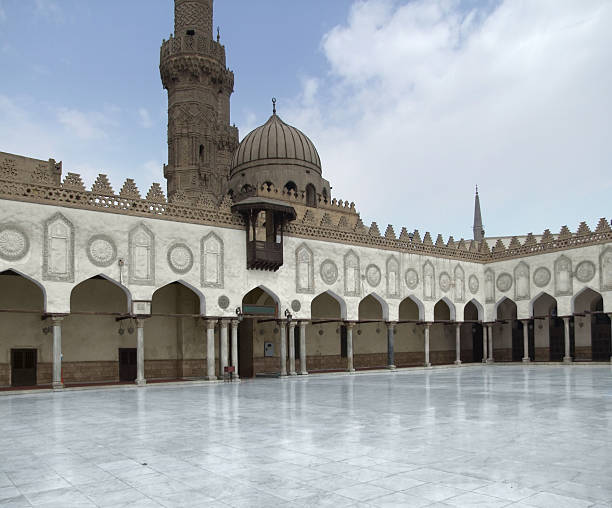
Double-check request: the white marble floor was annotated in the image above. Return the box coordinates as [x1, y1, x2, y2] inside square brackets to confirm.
[1, 365, 612, 507]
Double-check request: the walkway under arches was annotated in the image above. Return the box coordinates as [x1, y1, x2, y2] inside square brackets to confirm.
[308, 291, 346, 372]
[573, 287, 611, 361]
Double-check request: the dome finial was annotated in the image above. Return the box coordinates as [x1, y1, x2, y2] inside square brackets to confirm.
[272, 97, 277, 115]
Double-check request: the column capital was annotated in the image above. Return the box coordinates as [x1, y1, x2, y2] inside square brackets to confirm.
[230, 319, 239, 328]
[50, 315, 65, 324]
[520, 319, 531, 324]
[206, 319, 216, 330]
[386, 321, 397, 330]
[345, 321, 355, 330]
[218, 318, 229, 327]
[135, 318, 145, 328]
[288, 320, 296, 329]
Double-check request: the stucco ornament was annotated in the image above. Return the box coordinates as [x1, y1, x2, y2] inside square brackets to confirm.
[87, 234, 117, 267]
[533, 267, 551, 288]
[439, 272, 451, 293]
[167, 243, 194, 274]
[554, 255, 573, 296]
[320, 259, 338, 285]
[0, 225, 29, 261]
[575, 260, 596, 283]
[291, 300, 301, 312]
[601, 248, 612, 291]
[366, 264, 382, 287]
[405, 269, 419, 290]
[468, 275, 479, 294]
[496, 273, 513, 293]
[218, 295, 230, 310]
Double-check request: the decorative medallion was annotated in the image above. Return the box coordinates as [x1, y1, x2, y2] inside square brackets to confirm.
[218, 295, 230, 310]
[439, 272, 451, 293]
[167, 243, 194, 274]
[366, 264, 381, 287]
[496, 273, 513, 292]
[533, 267, 551, 288]
[291, 299, 301, 312]
[0, 225, 29, 261]
[405, 269, 419, 290]
[86, 234, 117, 267]
[575, 260, 596, 283]
[320, 259, 338, 285]
[468, 275, 479, 294]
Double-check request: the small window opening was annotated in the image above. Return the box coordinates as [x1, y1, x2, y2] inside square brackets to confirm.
[186, 29, 195, 36]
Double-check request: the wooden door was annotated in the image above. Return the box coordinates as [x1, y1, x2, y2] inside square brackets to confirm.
[119, 348, 137, 382]
[11, 349, 37, 387]
[592, 314, 611, 361]
[238, 319, 254, 378]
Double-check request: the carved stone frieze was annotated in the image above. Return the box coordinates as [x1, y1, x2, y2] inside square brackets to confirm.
[454, 264, 465, 302]
[366, 264, 381, 287]
[533, 267, 551, 288]
[201, 232, 224, 288]
[405, 269, 419, 290]
[43, 213, 75, 282]
[484, 269, 495, 303]
[468, 274, 479, 295]
[386, 256, 400, 298]
[129, 224, 155, 286]
[423, 261, 435, 301]
[344, 250, 360, 297]
[296, 244, 314, 294]
[0, 225, 29, 262]
[496, 273, 513, 293]
[320, 259, 338, 285]
[167, 243, 194, 274]
[87, 234, 117, 268]
[439, 272, 451, 293]
[554, 255, 573, 296]
[514, 261, 530, 301]
[600, 248, 612, 291]
[575, 260, 596, 283]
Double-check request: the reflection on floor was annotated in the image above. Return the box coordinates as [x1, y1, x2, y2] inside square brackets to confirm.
[0, 365, 610, 507]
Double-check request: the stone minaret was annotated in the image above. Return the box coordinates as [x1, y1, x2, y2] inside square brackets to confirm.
[160, 0, 239, 201]
[473, 186, 485, 242]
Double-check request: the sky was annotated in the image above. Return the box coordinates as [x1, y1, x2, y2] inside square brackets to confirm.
[0, 0, 611, 241]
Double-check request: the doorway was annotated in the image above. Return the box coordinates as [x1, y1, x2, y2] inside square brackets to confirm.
[550, 318, 574, 361]
[11, 349, 37, 387]
[238, 319, 254, 378]
[119, 348, 137, 382]
[592, 313, 611, 361]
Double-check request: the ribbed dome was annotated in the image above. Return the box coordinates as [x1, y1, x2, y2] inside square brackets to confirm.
[231, 113, 321, 176]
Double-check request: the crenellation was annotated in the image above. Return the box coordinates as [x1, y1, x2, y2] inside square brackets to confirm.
[146, 183, 167, 203]
[399, 227, 411, 242]
[412, 230, 422, 244]
[576, 221, 591, 235]
[596, 217, 611, 233]
[91, 174, 114, 196]
[62, 173, 85, 192]
[369, 222, 381, 237]
[423, 232, 433, 245]
[508, 236, 521, 249]
[384, 224, 396, 239]
[541, 229, 554, 243]
[446, 236, 456, 249]
[119, 179, 141, 199]
[435, 234, 445, 247]
[558, 225, 572, 240]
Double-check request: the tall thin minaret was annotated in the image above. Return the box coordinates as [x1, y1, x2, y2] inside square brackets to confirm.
[160, 0, 239, 201]
[473, 186, 485, 242]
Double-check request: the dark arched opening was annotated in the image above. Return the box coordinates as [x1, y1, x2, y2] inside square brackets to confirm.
[306, 184, 317, 207]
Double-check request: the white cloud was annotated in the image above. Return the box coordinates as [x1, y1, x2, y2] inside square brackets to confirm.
[34, 0, 63, 22]
[138, 108, 153, 128]
[285, 0, 612, 238]
[57, 107, 115, 140]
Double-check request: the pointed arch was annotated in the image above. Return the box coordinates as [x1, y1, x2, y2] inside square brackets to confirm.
[242, 285, 281, 316]
[73, 273, 132, 309]
[0, 269, 47, 312]
[496, 296, 517, 320]
[311, 290, 347, 320]
[464, 298, 484, 321]
[152, 280, 205, 315]
[571, 286, 601, 314]
[434, 296, 456, 321]
[529, 291, 557, 318]
[358, 292, 389, 320]
[70, 275, 131, 314]
[399, 294, 424, 321]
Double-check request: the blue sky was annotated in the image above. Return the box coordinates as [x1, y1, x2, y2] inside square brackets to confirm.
[1, 0, 611, 241]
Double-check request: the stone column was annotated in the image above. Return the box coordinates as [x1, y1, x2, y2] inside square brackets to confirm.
[51, 316, 64, 390]
[279, 321, 287, 377]
[487, 325, 495, 363]
[454, 323, 462, 365]
[231, 320, 239, 378]
[136, 319, 146, 386]
[220, 319, 229, 376]
[206, 320, 216, 380]
[299, 321, 308, 375]
[522, 320, 531, 363]
[563, 316, 572, 363]
[482, 324, 488, 363]
[346, 322, 355, 373]
[609, 314, 612, 363]
[424, 323, 431, 367]
[387, 322, 396, 369]
[288, 321, 297, 376]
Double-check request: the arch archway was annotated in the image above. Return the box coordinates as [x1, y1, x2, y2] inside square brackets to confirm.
[149, 281, 204, 381]
[305, 184, 317, 207]
[284, 181, 297, 196]
[496, 298, 522, 362]
[573, 288, 610, 361]
[396, 296, 425, 367]
[355, 294, 387, 369]
[463, 300, 483, 363]
[430, 299, 454, 365]
[63, 275, 131, 384]
[0, 270, 46, 387]
[240, 286, 280, 378]
[309, 292, 346, 372]
[531, 292, 571, 361]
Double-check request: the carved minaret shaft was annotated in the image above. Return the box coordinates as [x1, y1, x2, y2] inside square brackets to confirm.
[160, 0, 239, 201]
[473, 186, 485, 242]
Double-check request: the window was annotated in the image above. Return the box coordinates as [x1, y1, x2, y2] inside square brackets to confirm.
[306, 184, 317, 207]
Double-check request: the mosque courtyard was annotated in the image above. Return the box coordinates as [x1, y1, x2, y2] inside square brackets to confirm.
[0, 366, 611, 508]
